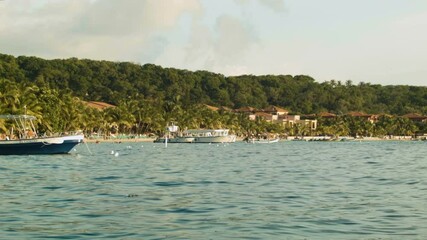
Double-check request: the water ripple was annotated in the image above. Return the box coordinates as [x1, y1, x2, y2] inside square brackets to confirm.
[1, 141, 426, 239]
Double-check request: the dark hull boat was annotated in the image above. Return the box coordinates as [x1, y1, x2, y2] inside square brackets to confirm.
[0, 114, 84, 155]
[0, 135, 84, 155]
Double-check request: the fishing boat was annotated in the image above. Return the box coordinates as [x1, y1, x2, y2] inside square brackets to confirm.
[183, 129, 236, 143]
[153, 123, 195, 143]
[248, 138, 280, 144]
[0, 115, 84, 155]
[153, 136, 195, 143]
[154, 128, 236, 144]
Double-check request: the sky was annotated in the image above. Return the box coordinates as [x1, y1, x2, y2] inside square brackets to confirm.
[0, 0, 426, 86]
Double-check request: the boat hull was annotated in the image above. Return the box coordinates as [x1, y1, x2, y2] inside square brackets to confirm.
[154, 135, 236, 143]
[249, 138, 280, 144]
[193, 135, 236, 143]
[154, 129, 236, 144]
[0, 135, 84, 155]
[154, 137, 195, 143]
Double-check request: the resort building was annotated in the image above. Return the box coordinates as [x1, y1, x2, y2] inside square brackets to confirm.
[244, 105, 318, 130]
[234, 106, 257, 114]
[276, 115, 317, 130]
[204, 104, 319, 131]
[262, 106, 289, 116]
[316, 112, 337, 119]
[348, 112, 378, 123]
[249, 112, 277, 122]
[402, 113, 427, 123]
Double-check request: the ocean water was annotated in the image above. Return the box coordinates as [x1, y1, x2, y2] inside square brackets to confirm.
[1, 141, 427, 239]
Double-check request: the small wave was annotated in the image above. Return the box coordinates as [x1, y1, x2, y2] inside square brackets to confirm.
[42, 186, 62, 190]
[153, 181, 184, 187]
[48, 198, 78, 203]
[157, 207, 214, 214]
[365, 161, 380, 164]
[79, 213, 105, 218]
[406, 181, 420, 185]
[93, 176, 122, 181]
[285, 195, 302, 199]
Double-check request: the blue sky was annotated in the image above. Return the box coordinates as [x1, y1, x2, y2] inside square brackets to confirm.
[1, 0, 426, 86]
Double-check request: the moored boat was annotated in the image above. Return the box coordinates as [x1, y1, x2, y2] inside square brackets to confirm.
[153, 123, 196, 143]
[184, 129, 236, 143]
[154, 128, 236, 143]
[153, 136, 195, 143]
[248, 138, 280, 144]
[0, 115, 84, 155]
[153, 123, 236, 144]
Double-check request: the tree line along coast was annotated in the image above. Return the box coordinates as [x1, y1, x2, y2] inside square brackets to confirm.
[0, 53, 426, 140]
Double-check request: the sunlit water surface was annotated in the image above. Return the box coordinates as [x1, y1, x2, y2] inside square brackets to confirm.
[1, 141, 427, 239]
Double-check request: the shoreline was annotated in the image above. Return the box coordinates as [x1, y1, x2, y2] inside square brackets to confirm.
[83, 136, 421, 143]
[84, 138, 157, 143]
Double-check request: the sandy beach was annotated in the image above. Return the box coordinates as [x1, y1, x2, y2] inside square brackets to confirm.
[84, 137, 157, 143]
[83, 136, 419, 143]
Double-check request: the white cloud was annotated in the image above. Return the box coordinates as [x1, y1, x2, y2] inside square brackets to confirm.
[0, 0, 426, 86]
[234, 0, 285, 12]
[258, 0, 285, 12]
[0, 0, 202, 61]
[214, 15, 258, 63]
[177, 14, 259, 75]
[315, 10, 427, 85]
[75, 0, 201, 35]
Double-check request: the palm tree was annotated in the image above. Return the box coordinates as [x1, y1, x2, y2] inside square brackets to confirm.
[59, 95, 82, 132]
[224, 112, 241, 135]
[0, 79, 20, 114]
[395, 117, 418, 137]
[79, 106, 100, 136]
[17, 84, 43, 118]
[376, 115, 396, 138]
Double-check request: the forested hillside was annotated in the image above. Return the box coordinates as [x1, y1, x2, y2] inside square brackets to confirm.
[1, 53, 426, 115]
[1, 53, 426, 137]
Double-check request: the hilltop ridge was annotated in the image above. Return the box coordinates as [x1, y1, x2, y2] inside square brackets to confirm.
[1, 53, 426, 116]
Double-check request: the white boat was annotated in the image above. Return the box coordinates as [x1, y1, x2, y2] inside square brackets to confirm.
[249, 138, 280, 144]
[153, 136, 195, 143]
[153, 125, 236, 144]
[0, 115, 84, 155]
[153, 123, 196, 143]
[183, 129, 236, 143]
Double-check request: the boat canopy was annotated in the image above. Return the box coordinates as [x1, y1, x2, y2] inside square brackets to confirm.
[184, 129, 230, 137]
[0, 115, 38, 139]
[185, 129, 229, 133]
[0, 115, 37, 120]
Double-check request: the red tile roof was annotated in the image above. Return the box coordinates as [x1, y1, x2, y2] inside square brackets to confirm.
[235, 106, 257, 113]
[348, 112, 373, 117]
[204, 105, 219, 111]
[317, 112, 337, 118]
[263, 105, 289, 113]
[402, 113, 426, 119]
[84, 101, 116, 110]
[254, 112, 273, 117]
[219, 106, 232, 112]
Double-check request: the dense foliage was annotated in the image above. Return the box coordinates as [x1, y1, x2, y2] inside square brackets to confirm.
[0, 53, 426, 137]
[2, 53, 427, 115]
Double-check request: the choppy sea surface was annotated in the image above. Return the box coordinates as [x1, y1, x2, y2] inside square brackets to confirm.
[1, 140, 427, 239]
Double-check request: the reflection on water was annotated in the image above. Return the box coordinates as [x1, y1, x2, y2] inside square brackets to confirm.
[1, 141, 427, 239]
